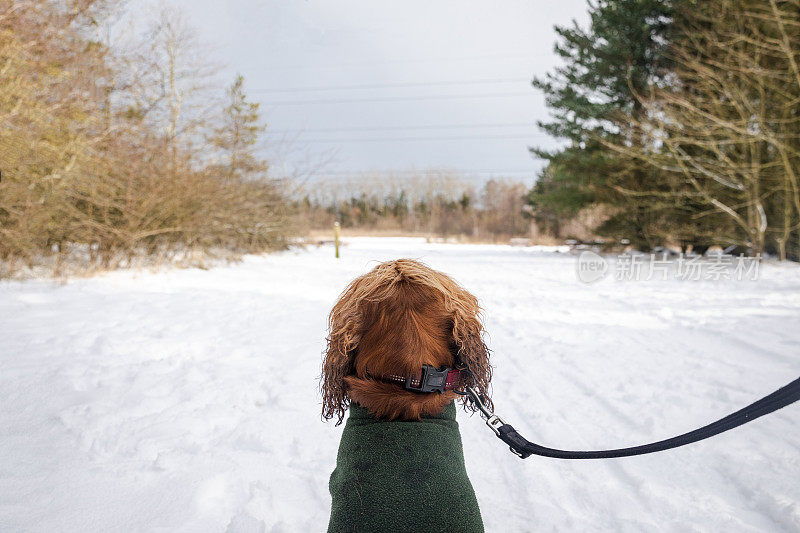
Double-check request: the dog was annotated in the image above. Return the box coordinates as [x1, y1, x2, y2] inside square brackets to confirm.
[321, 259, 491, 533]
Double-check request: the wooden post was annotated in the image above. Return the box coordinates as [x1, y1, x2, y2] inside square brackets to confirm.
[334, 221, 340, 258]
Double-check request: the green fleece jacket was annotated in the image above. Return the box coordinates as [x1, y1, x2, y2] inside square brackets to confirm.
[327, 401, 484, 533]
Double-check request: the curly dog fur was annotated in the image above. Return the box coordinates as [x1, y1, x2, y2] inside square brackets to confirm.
[321, 258, 492, 423]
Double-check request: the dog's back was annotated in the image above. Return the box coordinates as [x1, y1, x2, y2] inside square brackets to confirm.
[322, 260, 490, 532]
[327, 402, 483, 533]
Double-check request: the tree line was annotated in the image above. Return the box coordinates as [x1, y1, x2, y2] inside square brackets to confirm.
[6, 0, 795, 279]
[0, 1, 288, 279]
[295, 175, 531, 240]
[527, 0, 800, 260]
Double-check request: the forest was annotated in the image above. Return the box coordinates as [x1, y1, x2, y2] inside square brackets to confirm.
[529, 0, 800, 260]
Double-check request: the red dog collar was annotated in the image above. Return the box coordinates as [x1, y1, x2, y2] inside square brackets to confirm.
[376, 365, 466, 393]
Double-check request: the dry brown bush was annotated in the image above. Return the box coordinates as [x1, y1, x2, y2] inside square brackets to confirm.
[0, 1, 291, 279]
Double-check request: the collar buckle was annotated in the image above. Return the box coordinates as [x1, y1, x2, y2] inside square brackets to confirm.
[404, 364, 451, 393]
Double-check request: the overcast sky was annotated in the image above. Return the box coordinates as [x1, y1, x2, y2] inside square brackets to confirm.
[163, 0, 589, 184]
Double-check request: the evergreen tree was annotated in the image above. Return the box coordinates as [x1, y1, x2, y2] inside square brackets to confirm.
[528, 0, 677, 249]
[210, 74, 268, 182]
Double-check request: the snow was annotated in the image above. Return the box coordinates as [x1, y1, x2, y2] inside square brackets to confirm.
[1, 237, 799, 532]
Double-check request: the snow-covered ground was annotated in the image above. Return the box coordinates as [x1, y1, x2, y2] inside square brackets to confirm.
[1, 237, 799, 532]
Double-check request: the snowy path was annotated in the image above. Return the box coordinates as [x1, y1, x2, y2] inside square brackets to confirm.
[1, 238, 799, 532]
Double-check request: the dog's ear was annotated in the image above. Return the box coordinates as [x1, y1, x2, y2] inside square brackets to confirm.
[450, 290, 493, 412]
[321, 277, 365, 425]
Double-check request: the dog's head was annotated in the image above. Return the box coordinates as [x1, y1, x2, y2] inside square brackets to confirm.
[321, 258, 491, 424]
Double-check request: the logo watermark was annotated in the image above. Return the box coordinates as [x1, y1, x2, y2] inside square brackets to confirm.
[576, 252, 761, 283]
[576, 251, 608, 283]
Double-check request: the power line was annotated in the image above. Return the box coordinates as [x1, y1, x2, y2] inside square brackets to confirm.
[291, 133, 542, 142]
[267, 121, 537, 133]
[242, 52, 550, 72]
[263, 92, 532, 106]
[248, 77, 531, 94]
[313, 168, 535, 176]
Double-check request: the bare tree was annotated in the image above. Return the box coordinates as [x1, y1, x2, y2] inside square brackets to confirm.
[0, 1, 292, 279]
[604, 0, 800, 259]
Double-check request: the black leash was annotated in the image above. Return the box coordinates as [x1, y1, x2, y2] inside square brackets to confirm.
[460, 377, 800, 459]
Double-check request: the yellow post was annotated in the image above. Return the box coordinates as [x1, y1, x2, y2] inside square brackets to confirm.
[334, 221, 341, 258]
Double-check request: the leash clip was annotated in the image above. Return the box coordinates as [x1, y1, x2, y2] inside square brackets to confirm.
[462, 386, 527, 457]
[485, 414, 505, 436]
[463, 386, 497, 421]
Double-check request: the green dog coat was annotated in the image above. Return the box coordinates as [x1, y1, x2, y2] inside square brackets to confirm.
[327, 401, 484, 533]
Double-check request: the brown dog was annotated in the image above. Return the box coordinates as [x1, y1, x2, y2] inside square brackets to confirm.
[321, 258, 492, 423]
[321, 258, 492, 532]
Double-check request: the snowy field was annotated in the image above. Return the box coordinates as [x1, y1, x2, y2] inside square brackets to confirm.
[1, 237, 799, 533]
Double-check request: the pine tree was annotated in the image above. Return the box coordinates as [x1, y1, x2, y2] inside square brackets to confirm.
[210, 74, 268, 182]
[528, 0, 677, 249]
